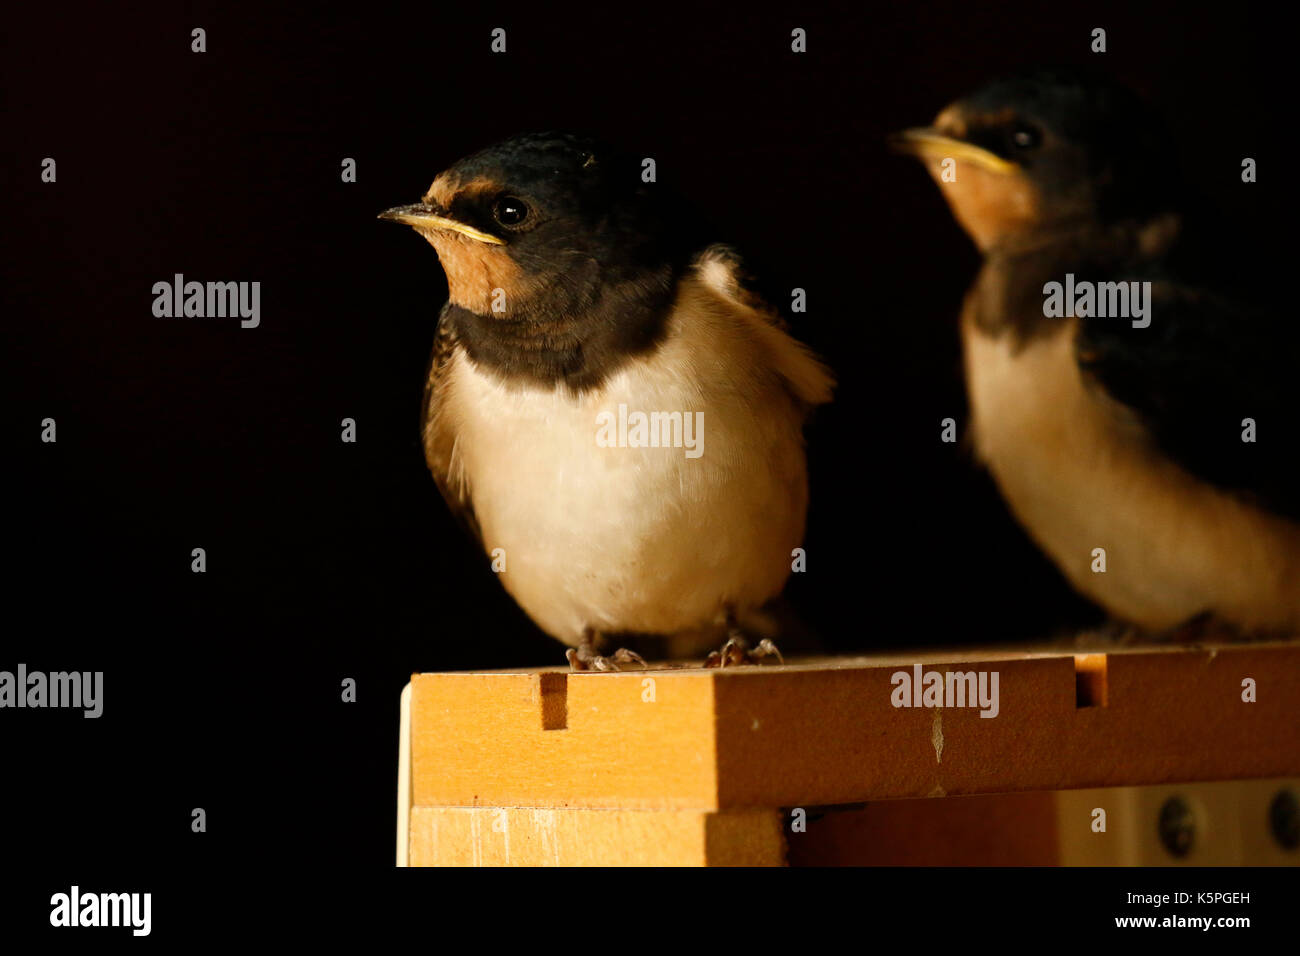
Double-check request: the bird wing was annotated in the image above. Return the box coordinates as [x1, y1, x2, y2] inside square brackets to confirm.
[1076, 277, 1300, 522]
[694, 244, 835, 411]
[421, 303, 483, 545]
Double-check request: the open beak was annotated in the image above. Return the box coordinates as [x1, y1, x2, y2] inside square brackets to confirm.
[377, 204, 506, 245]
[889, 127, 1018, 175]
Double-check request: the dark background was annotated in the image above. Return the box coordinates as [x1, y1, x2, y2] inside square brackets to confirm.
[1, 0, 1284, 927]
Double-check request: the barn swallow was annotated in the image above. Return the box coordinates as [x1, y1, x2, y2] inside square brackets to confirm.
[894, 68, 1300, 637]
[380, 132, 833, 668]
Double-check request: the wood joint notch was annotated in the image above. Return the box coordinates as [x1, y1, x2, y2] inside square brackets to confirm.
[538, 672, 568, 730]
[1074, 653, 1109, 708]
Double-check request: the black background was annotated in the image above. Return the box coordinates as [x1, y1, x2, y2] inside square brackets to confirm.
[1, 0, 1287, 931]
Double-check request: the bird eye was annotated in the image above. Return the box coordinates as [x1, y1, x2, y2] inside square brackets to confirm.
[492, 196, 530, 227]
[1010, 124, 1041, 150]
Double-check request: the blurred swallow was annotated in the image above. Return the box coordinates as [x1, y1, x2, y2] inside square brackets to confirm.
[381, 132, 832, 668]
[895, 68, 1300, 637]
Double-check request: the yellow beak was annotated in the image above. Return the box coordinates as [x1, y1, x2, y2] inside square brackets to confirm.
[378, 204, 506, 245]
[890, 128, 1019, 175]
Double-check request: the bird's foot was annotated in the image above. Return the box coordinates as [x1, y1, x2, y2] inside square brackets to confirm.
[704, 632, 784, 668]
[1070, 613, 1268, 650]
[1069, 619, 1142, 650]
[566, 643, 647, 672]
[1154, 614, 1272, 645]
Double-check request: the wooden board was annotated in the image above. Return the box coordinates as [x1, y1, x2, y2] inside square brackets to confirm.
[404, 779, 1300, 866]
[783, 792, 1060, 866]
[408, 807, 784, 866]
[409, 642, 1300, 811]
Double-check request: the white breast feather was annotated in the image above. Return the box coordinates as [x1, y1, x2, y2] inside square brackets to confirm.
[964, 316, 1300, 632]
[440, 268, 832, 645]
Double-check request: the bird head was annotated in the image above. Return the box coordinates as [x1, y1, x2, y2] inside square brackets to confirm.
[380, 132, 681, 322]
[892, 69, 1176, 251]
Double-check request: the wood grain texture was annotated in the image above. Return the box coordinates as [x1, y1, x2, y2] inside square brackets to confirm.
[784, 793, 1060, 866]
[408, 807, 784, 866]
[409, 642, 1300, 811]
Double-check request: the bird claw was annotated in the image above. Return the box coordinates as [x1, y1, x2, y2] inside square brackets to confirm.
[566, 645, 647, 672]
[704, 633, 784, 668]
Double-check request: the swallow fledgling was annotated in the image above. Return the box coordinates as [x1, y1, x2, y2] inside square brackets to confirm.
[381, 133, 833, 669]
[895, 69, 1300, 638]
